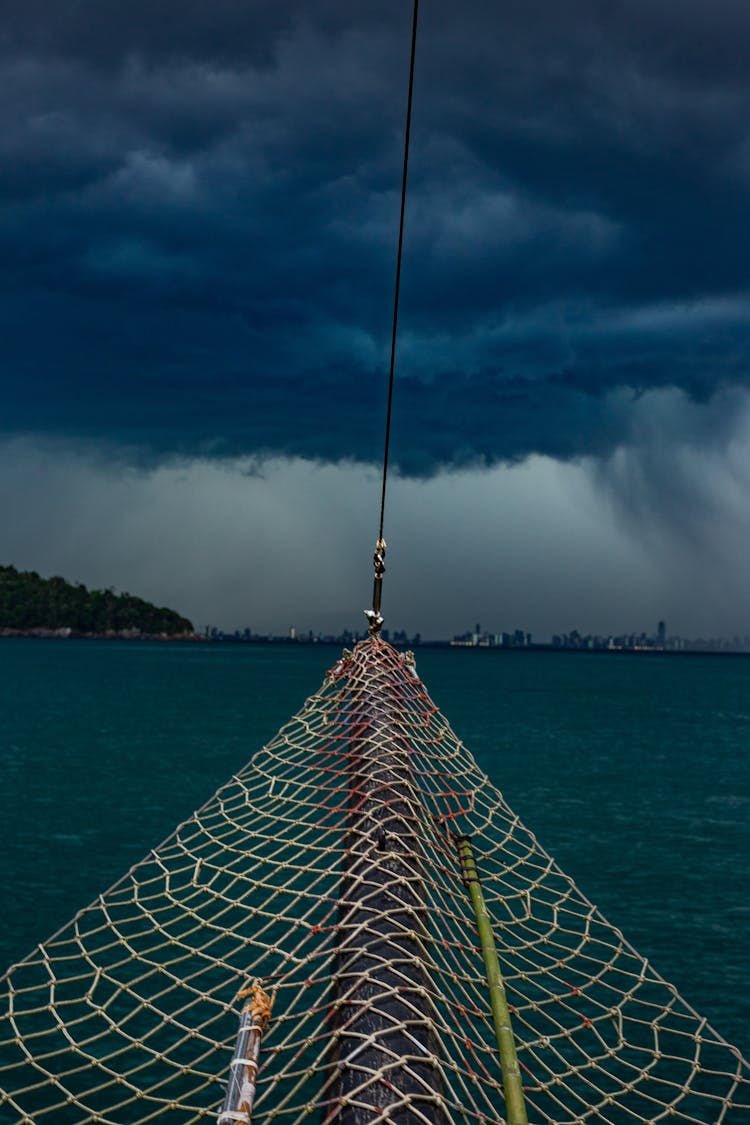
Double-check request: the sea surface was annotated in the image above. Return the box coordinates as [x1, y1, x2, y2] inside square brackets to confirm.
[0, 638, 748, 1059]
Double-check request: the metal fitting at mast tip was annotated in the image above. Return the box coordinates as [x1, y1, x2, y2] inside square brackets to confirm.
[366, 538, 387, 634]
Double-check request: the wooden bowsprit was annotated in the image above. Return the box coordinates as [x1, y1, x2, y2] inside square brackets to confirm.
[328, 641, 445, 1125]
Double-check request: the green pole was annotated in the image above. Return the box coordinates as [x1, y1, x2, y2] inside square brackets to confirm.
[456, 835, 529, 1125]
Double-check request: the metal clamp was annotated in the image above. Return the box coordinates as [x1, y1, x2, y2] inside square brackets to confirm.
[365, 538, 387, 635]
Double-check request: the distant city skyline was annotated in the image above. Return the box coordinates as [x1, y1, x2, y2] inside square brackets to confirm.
[201, 617, 750, 654]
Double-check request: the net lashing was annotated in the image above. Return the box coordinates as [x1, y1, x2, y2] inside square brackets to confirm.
[1, 637, 747, 1125]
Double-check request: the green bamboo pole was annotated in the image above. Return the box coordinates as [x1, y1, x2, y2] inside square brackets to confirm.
[456, 835, 528, 1125]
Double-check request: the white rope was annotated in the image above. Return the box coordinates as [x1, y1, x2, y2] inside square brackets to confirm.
[0, 637, 746, 1124]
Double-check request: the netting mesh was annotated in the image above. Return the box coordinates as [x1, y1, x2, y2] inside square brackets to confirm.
[1, 637, 747, 1124]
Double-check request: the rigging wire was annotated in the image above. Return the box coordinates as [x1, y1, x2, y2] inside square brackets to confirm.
[368, 0, 419, 634]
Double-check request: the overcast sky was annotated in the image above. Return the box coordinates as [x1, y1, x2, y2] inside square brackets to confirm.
[4, 0, 750, 638]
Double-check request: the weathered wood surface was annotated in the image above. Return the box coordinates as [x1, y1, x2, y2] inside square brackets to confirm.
[330, 648, 445, 1124]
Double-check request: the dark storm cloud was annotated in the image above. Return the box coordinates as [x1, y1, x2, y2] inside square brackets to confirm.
[3, 0, 750, 471]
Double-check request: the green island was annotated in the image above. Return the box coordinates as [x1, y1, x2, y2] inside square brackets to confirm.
[0, 565, 194, 637]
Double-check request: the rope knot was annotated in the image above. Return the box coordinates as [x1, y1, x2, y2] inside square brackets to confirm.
[237, 980, 274, 1032]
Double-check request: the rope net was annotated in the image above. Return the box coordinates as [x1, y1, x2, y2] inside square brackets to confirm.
[0, 637, 747, 1124]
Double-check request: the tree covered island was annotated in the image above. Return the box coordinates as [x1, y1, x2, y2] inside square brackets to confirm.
[0, 565, 194, 637]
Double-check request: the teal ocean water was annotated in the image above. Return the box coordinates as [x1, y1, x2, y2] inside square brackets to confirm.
[0, 638, 748, 1058]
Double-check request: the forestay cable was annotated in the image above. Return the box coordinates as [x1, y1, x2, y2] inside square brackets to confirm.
[367, 0, 420, 636]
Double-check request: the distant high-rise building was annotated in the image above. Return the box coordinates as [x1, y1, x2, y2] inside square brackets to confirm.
[657, 620, 666, 646]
